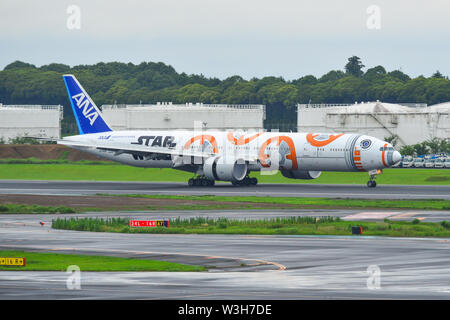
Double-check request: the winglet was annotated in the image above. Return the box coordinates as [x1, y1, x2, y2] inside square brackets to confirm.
[63, 74, 112, 134]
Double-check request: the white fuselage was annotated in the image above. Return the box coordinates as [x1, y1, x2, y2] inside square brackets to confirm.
[63, 129, 400, 175]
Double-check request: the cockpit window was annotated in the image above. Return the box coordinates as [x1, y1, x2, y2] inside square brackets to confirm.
[379, 147, 394, 151]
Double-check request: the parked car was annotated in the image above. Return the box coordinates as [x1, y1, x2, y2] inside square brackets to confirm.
[434, 158, 444, 168]
[413, 158, 425, 168]
[402, 156, 414, 168]
[445, 158, 450, 168]
[425, 159, 435, 168]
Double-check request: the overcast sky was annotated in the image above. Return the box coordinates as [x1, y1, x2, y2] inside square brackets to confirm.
[0, 0, 449, 80]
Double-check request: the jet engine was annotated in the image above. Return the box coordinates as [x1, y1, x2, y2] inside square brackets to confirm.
[203, 156, 247, 181]
[281, 169, 322, 180]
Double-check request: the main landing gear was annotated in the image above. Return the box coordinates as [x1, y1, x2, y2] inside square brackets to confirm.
[188, 176, 215, 187]
[187, 175, 258, 187]
[231, 176, 258, 186]
[367, 169, 381, 188]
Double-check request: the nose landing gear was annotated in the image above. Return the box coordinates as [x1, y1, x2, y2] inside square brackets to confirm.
[367, 169, 382, 188]
[367, 180, 377, 188]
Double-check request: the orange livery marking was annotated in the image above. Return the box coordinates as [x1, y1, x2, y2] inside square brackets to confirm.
[353, 146, 365, 171]
[227, 131, 264, 145]
[259, 136, 298, 170]
[306, 133, 344, 147]
[183, 135, 219, 153]
[381, 143, 388, 167]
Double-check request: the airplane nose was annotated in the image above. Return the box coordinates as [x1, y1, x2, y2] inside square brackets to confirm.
[392, 151, 402, 164]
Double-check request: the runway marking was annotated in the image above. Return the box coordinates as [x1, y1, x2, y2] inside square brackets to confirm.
[389, 212, 419, 219]
[342, 212, 398, 220]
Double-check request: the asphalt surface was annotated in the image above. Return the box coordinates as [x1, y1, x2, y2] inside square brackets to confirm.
[1, 179, 449, 299]
[0, 214, 449, 299]
[1, 180, 449, 200]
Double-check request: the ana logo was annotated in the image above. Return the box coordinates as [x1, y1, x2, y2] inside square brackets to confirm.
[360, 139, 372, 149]
[71, 92, 99, 126]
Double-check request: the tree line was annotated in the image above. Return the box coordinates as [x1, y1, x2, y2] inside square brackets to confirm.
[0, 57, 448, 134]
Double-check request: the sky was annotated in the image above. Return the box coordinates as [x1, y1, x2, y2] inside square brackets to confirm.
[0, 0, 449, 80]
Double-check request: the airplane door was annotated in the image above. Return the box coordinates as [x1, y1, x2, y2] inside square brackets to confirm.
[302, 143, 317, 158]
[300, 142, 318, 170]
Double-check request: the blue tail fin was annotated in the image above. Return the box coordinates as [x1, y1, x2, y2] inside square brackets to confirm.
[63, 74, 112, 134]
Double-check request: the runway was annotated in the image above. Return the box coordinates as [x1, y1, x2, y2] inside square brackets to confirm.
[0, 214, 449, 299]
[1, 180, 449, 200]
[1, 180, 449, 299]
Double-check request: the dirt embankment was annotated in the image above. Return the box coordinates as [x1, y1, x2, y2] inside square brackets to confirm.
[0, 194, 298, 210]
[0, 144, 104, 161]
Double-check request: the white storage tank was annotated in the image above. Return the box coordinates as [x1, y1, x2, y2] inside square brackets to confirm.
[0, 104, 63, 143]
[297, 101, 449, 146]
[101, 103, 265, 131]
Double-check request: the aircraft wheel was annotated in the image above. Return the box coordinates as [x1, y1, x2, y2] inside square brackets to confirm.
[250, 177, 258, 185]
[367, 181, 377, 188]
[188, 178, 194, 187]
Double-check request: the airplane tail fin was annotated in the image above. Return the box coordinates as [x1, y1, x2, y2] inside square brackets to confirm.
[63, 74, 112, 135]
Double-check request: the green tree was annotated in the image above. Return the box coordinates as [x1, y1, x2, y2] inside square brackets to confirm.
[318, 70, 345, 82]
[364, 65, 386, 81]
[388, 70, 410, 82]
[345, 56, 365, 77]
[431, 70, 444, 79]
[413, 142, 429, 156]
[399, 145, 415, 156]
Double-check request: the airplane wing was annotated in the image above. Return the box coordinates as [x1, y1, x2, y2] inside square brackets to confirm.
[58, 139, 259, 162]
[57, 139, 215, 158]
[26, 137, 260, 163]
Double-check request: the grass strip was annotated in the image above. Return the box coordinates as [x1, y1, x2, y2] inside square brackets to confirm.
[0, 204, 76, 214]
[0, 158, 113, 165]
[0, 250, 206, 272]
[51, 216, 450, 238]
[99, 194, 450, 211]
[0, 164, 449, 185]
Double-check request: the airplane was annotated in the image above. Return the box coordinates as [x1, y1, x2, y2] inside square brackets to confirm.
[52, 74, 402, 188]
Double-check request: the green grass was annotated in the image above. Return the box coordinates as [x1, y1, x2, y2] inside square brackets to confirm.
[1, 196, 448, 214]
[0, 203, 75, 214]
[0, 163, 449, 185]
[51, 216, 450, 238]
[0, 250, 206, 272]
[0, 158, 113, 165]
[102, 194, 450, 211]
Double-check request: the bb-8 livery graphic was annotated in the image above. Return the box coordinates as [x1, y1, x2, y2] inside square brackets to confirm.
[180, 130, 400, 187]
[56, 75, 402, 189]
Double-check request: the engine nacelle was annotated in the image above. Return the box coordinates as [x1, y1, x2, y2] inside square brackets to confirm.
[204, 156, 247, 181]
[281, 169, 322, 180]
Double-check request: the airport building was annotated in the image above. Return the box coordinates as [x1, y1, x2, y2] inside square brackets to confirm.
[0, 104, 63, 143]
[101, 103, 265, 131]
[297, 101, 450, 146]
